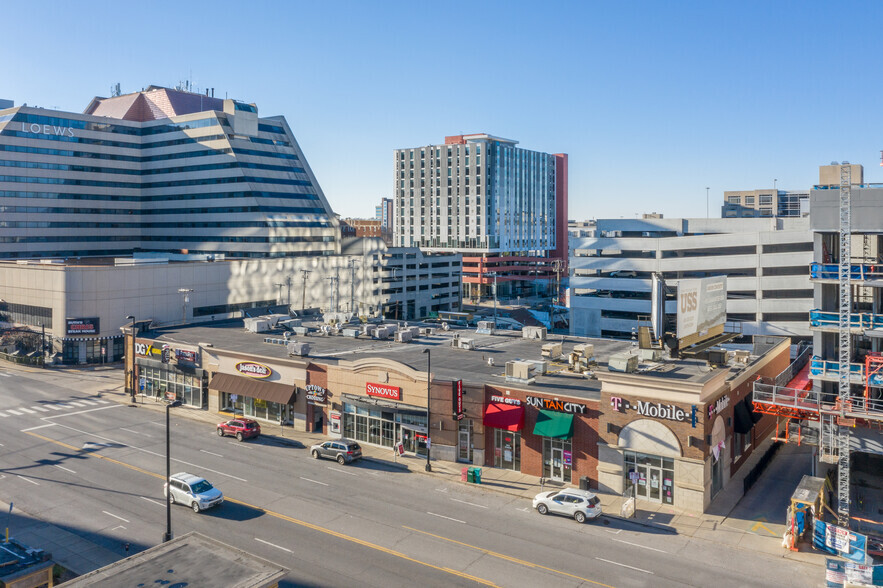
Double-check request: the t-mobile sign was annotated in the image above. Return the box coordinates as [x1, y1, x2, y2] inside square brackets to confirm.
[366, 382, 401, 401]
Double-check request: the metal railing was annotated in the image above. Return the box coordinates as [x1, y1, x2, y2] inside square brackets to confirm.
[810, 355, 864, 379]
[774, 345, 812, 388]
[809, 309, 883, 330]
[753, 382, 822, 412]
[810, 262, 883, 282]
[0, 352, 43, 367]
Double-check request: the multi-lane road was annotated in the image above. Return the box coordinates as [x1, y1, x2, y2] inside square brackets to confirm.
[0, 367, 818, 587]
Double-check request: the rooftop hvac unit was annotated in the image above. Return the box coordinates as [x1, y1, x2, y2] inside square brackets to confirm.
[505, 360, 536, 384]
[342, 328, 360, 338]
[541, 342, 563, 360]
[638, 348, 663, 362]
[707, 348, 727, 366]
[572, 343, 594, 358]
[287, 342, 310, 357]
[291, 326, 309, 336]
[522, 326, 547, 340]
[458, 337, 475, 350]
[476, 320, 496, 335]
[395, 330, 413, 343]
[608, 352, 639, 373]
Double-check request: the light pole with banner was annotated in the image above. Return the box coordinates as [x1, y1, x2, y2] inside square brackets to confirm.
[422, 348, 431, 472]
[126, 315, 136, 404]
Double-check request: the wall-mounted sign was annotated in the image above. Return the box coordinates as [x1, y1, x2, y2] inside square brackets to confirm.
[526, 395, 586, 414]
[175, 349, 198, 364]
[610, 396, 692, 423]
[66, 318, 99, 336]
[452, 380, 464, 419]
[708, 395, 730, 419]
[490, 395, 522, 406]
[21, 122, 74, 137]
[366, 382, 401, 400]
[235, 361, 272, 379]
[135, 341, 162, 358]
[305, 384, 327, 404]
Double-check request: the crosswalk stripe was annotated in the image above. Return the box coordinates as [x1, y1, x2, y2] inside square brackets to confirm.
[0, 412, 8, 417]
[6, 410, 22, 416]
[79, 400, 97, 406]
[0, 373, 11, 377]
[67, 402, 84, 407]
[96, 399, 109, 404]
[45, 405, 63, 411]
[18, 408, 36, 414]
[31, 406, 49, 412]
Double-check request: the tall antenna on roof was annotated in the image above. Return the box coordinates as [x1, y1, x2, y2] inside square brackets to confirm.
[111, 83, 121, 97]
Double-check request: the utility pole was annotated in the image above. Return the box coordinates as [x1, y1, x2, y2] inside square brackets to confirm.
[300, 269, 311, 311]
[286, 275, 292, 308]
[328, 276, 339, 313]
[274, 282, 285, 306]
[390, 267, 399, 322]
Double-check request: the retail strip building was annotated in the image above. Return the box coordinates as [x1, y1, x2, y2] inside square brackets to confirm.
[130, 319, 790, 512]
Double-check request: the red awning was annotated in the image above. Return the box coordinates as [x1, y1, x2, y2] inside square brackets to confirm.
[483, 402, 524, 431]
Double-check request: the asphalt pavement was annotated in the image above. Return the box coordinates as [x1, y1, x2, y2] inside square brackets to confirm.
[0, 363, 823, 587]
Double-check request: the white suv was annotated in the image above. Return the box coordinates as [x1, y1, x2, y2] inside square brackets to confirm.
[164, 472, 224, 513]
[532, 488, 602, 523]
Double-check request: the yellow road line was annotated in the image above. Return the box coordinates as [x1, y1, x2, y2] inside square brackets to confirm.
[22, 431, 498, 586]
[403, 526, 616, 588]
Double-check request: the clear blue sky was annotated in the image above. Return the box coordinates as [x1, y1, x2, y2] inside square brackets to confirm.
[3, 1, 882, 221]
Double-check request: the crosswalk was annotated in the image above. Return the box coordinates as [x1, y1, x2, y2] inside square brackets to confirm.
[0, 398, 110, 418]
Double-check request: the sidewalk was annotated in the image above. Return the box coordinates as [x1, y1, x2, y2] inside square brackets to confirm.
[9, 363, 825, 569]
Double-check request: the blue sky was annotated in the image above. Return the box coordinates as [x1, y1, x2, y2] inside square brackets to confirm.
[3, 1, 882, 221]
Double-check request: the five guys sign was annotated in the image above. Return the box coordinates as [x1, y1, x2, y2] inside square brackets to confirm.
[451, 380, 465, 420]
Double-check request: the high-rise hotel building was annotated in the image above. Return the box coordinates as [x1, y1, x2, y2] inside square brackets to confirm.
[0, 86, 339, 260]
[394, 134, 568, 300]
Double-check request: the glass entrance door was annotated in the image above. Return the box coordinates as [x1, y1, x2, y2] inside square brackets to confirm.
[550, 447, 564, 481]
[647, 466, 662, 501]
[457, 420, 472, 463]
[635, 464, 649, 499]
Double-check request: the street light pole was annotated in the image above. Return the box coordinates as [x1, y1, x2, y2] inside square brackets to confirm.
[40, 323, 46, 368]
[164, 399, 182, 542]
[422, 348, 432, 472]
[126, 315, 136, 404]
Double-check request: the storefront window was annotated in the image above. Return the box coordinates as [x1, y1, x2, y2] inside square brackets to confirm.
[342, 402, 426, 453]
[139, 361, 205, 408]
[494, 429, 521, 470]
[542, 438, 573, 482]
[624, 451, 675, 505]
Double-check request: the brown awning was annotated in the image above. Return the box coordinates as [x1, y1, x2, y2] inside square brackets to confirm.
[208, 373, 296, 405]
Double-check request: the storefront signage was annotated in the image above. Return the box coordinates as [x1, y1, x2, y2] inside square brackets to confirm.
[452, 380, 464, 419]
[21, 122, 75, 137]
[814, 521, 868, 563]
[610, 396, 692, 423]
[490, 395, 522, 406]
[135, 342, 162, 358]
[526, 395, 586, 414]
[707, 395, 730, 418]
[235, 361, 272, 379]
[175, 349, 198, 364]
[366, 382, 401, 400]
[66, 317, 99, 336]
[305, 384, 327, 403]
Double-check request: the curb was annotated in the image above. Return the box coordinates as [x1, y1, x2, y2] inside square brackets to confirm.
[600, 513, 679, 534]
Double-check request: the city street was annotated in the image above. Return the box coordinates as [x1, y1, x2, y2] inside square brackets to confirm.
[0, 366, 819, 587]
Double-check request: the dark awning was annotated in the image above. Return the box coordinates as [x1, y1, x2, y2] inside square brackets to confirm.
[734, 398, 754, 434]
[532, 409, 574, 439]
[209, 373, 296, 405]
[483, 402, 524, 431]
[745, 396, 764, 423]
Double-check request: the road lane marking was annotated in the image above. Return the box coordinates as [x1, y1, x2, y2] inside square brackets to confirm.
[612, 538, 666, 553]
[427, 512, 466, 524]
[255, 538, 293, 553]
[403, 526, 615, 588]
[43, 405, 121, 419]
[299, 477, 328, 486]
[24, 431, 498, 587]
[326, 467, 357, 476]
[30, 406, 49, 412]
[102, 511, 130, 523]
[16, 475, 39, 485]
[21, 424, 57, 432]
[6, 410, 22, 416]
[111, 525, 126, 531]
[119, 427, 152, 437]
[595, 557, 653, 574]
[54, 465, 76, 474]
[450, 498, 487, 509]
[200, 449, 224, 457]
[140, 497, 164, 507]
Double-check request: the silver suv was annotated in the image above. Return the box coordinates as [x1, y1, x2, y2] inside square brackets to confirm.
[164, 472, 224, 513]
[310, 439, 362, 464]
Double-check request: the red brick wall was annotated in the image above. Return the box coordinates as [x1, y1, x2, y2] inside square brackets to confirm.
[484, 385, 599, 488]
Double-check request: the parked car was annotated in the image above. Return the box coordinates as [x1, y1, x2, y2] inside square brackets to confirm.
[217, 418, 261, 441]
[164, 472, 224, 513]
[310, 439, 362, 465]
[532, 489, 602, 523]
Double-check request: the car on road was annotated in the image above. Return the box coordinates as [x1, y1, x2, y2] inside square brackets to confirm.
[164, 472, 224, 513]
[310, 439, 362, 465]
[532, 488, 602, 523]
[217, 418, 260, 441]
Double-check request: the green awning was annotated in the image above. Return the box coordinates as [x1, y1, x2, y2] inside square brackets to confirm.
[532, 409, 574, 439]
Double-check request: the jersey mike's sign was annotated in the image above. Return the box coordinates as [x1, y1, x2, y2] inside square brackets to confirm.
[235, 361, 272, 378]
[366, 382, 401, 401]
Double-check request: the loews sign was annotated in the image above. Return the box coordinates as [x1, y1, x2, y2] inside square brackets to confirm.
[20, 122, 75, 137]
[366, 382, 401, 401]
[526, 395, 586, 414]
[235, 361, 272, 379]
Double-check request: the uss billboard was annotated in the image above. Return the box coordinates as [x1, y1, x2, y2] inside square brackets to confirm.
[676, 276, 726, 340]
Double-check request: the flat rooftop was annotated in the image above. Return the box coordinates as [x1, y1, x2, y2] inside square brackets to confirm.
[148, 319, 758, 402]
[58, 532, 286, 588]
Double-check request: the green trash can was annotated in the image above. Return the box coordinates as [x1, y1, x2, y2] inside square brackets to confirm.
[473, 467, 482, 484]
[466, 467, 475, 483]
